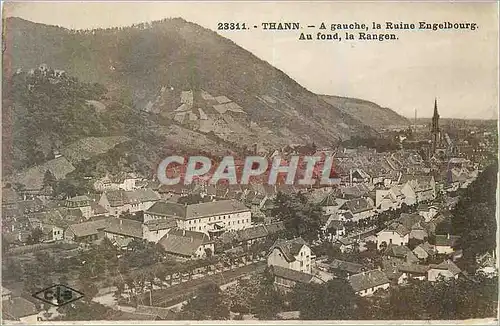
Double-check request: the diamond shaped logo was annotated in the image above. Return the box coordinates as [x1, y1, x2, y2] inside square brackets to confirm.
[33, 284, 84, 307]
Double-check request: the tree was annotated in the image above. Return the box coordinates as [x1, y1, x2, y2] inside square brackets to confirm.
[121, 239, 164, 268]
[178, 193, 203, 205]
[26, 228, 44, 244]
[290, 279, 358, 320]
[226, 279, 255, 314]
[113, 279, 125, 302]
[2, 257, 23, 282]
[451, 162, 497, 257]
[56, 301, 112, 320]
[372, 276, 499, 320]
[271, 192, 322, 242]
[53, 180, 78, 198]
[378, 241, 388, 252]
[180, 283, 230, 320]
[22, 263, 51, 294]
[365, 240, 377, 252]
[78, 246, 106, 280]
[79, 280, 99, 303]
[252, 284, 284, 320]
[407, 238, 424, 250]
[119, 210, 143, 222]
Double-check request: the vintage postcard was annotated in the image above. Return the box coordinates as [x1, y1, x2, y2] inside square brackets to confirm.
[1, 1, 498, 324]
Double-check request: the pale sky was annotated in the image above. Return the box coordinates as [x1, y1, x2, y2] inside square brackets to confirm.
[3, 1, 499, 119]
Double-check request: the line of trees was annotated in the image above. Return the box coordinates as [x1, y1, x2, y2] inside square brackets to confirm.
[451, 160, 497, 270]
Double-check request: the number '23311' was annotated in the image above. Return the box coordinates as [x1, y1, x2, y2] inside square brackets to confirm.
[217, 22, 248, 30]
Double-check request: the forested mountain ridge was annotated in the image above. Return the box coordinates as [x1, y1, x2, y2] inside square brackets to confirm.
[2, 66, 239, 178]
[3, 17, 383, 152]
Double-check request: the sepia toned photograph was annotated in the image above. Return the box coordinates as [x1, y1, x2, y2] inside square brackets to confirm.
[1, 1, 498, 323]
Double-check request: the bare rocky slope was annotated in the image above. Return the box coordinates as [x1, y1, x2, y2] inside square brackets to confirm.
[321, 95, 410, 130]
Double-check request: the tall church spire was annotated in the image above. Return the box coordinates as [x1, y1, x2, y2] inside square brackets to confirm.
[431, 98, 440, 155]
[431, 98, 439, 132]
[433, 98, 439, 120]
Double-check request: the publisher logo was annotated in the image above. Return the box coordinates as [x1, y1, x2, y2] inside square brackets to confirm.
[32, 284, 84, 307]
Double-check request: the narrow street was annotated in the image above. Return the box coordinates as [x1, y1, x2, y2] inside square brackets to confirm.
[144, 261, 266, 308]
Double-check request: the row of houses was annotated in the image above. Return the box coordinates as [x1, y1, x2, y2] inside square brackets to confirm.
[376, 209, 458, 252]
[347, 258, 461, 297]
[264, 236, 463, 297]
[315, 174, 438, 235]
[54, 199, 252, 258]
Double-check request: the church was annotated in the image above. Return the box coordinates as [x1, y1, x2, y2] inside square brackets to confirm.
[428, 98, 458, 160]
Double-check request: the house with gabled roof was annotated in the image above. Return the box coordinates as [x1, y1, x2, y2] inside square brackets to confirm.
[376, 213, 426, 249]
[384, 244, 419, 264]
[93, 173, 143, 192]
[338, 197, 375, 221]
[376, 221, 410, 249]
[334, 237, 358, 253]
[329, 259, 366, 277]
[143, 218, 178, 243]
[158, 228, 214, 259]
[104, 218, 144, 245]
[400, 182, 417, 206]
[270, 265, 323, 290]
[267, 237, 313, 274]
[381, 244, 420, 284]
[348, 270, 390, 297]
[221, 221, 286, 249]
[417, 203, 439, 222]
[399, 174, 436, 203]
[339, 184, 370, 199]
[65, 218, 109, 242]
[434, 234, 460, 254]
[98, 189, 160, 217]
[65, 195, 92, 218]
[428, 259, 461, 282]
[65, 217, 142, 246]
[375, 189, 399, 212]
[375, 185, 406, 212]
[319, 192, 341, 215]
[399, 213, 427, 239]
[322, 215, 346, 240]
[28, 209, 83, 241]
[398, 263, 430, 282]
[413, 241, 437, 260]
